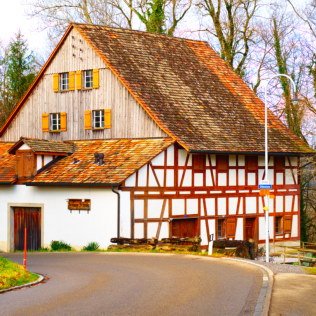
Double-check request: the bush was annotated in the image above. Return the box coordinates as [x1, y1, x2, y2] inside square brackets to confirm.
[50, 240, 72, 251]
[82, 242, 100, 251]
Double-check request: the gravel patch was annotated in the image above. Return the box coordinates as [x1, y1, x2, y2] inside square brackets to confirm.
[253, 259, 305, 274]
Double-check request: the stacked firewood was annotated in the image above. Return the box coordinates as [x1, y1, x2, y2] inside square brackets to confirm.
[110, 236, 202, 252]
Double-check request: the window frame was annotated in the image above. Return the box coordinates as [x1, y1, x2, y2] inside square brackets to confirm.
[192, 154, 205, 173]
[50, 113, 61, 131]
[59, 72, 69, 91]
[83, 69, 93, 89]
[275, 216, 283, 235]
[92, 109, 105, 129]
[217, 218, 226, 239]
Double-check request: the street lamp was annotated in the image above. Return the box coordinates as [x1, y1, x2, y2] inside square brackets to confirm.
[263, 74, 297, 263]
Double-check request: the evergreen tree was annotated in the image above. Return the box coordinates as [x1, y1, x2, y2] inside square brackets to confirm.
[0, 32, 38, 126]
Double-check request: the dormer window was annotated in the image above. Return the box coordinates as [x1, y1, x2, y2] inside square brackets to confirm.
[60, 72, 69, 91]
[92, 110, 104, 129]
[83, 70, 93, 89]
[50, 113, 61, 131]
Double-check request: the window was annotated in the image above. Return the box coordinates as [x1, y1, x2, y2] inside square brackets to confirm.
[274, 156, 285, 172]
[245, 156, 258, 172]
[275, 216, 283, 234]
[50, 113, 61, 131]
[216, 155, 229, 172]
[83, 70, 93, 89]
[60, 72, 69, 91]
[217, 219, 226, 239]
[192, 155, 205, 172]
[92, 110, 104, 129]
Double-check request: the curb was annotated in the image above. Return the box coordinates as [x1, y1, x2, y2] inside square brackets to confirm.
[223, 258, 274, 316]
[0, 273, 45, 294]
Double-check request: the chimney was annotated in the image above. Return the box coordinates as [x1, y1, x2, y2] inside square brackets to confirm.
[94, 153, 104, 165]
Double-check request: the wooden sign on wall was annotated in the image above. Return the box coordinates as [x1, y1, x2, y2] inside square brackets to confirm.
[68, 199, 91, 212]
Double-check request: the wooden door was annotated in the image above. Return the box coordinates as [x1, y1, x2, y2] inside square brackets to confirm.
[14, 207, 41, 251]
[172, 218, 197, 238]
[245, 218, 256, 241]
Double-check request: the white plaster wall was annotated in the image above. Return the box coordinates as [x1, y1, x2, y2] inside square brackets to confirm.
[235, 218, 243, 240]
[218, 173, 227, 186]
[205, 198, 215, 216]
[228, 197, 238, 215]
[0, 185, 117, 251]
[218, 198, 226, 215]
[187, 199, 198, 215]
[172, 199, 185, 216]
[148, 199, 164, 218]
[134, 200, 144, 218]
[245, 197, 256, 214]
[292, 215, 298, 237]
[148, 222, 159, 238]
[120, 191, 131, 238]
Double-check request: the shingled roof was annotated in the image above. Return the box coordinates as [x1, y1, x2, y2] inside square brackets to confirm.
[75, 24, 312, 154]
[0, 24, 313, 154]
[0, 142, 16, 184]
[30, 138, 174, 185]
[9, 138, 74, 155]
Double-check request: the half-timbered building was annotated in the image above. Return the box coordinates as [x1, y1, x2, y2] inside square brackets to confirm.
[0, 24, 313, 252]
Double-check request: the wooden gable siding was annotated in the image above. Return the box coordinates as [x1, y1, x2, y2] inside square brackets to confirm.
[0, 28, 165, 142]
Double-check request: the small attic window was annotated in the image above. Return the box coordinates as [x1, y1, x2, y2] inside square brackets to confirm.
[60, 72, 69, 91]
[92, 110, 104, 129]
[83, 70, 93, 89]
[50, 113, 61, 131]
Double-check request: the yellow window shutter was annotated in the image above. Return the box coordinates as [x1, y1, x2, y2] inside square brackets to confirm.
[84, 110, 92, 130]
[42, 113, 49, 132]
[93, 69, 99, 89]
[69, 71, 75, 90]
[53, 74, 59, 92]
[104, 109, 111, 128]
[60, 112, 67, 131]
[75, 70, 82, 90]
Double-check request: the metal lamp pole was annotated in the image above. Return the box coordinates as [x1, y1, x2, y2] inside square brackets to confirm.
[263, 74, 297, 263]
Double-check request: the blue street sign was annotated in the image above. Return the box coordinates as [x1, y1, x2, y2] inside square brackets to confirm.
[258, 184, 273, 189]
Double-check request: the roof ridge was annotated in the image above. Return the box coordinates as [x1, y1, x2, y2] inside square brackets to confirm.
[72, 22, 208, 44]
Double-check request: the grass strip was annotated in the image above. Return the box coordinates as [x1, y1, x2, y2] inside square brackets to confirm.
[0, 257, 38, 290]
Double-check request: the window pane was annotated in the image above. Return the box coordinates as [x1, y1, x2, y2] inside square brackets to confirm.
[84, 70, 93, 88]
[92, 110, 104, 128]
[50, 113, 61, 131]
[60, 73, 69, 90]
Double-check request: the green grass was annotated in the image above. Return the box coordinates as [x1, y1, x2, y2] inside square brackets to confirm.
[304, 267, 316, 275]
[0, 257, 38, 290]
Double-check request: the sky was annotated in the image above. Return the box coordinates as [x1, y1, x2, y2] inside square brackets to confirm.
[0, 0, 48, 55]
[0, 0, 308, 60]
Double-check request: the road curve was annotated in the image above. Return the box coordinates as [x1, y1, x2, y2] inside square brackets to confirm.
[1, 253, 262, 316]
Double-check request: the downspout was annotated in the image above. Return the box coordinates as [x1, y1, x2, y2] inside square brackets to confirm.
[112, 186, 121, 239]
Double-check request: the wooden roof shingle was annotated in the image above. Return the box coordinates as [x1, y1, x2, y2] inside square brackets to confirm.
[75, 24, 313, 154]
[0, 142, 16, 184]
[30, 138, 174, 185]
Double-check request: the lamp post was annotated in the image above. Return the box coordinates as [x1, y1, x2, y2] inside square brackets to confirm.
[263, 74, 297, 263]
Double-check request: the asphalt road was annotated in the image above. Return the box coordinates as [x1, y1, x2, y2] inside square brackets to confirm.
[0, 253, 262, 316]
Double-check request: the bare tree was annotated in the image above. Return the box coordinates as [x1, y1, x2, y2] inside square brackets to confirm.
[27, 0, 192, 40]
[196, 0, 261, 77]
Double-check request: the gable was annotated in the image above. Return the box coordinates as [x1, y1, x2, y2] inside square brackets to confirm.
[0, 27, 166, 142]
[74, 24, 313, 154]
